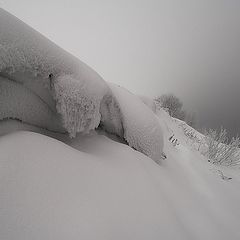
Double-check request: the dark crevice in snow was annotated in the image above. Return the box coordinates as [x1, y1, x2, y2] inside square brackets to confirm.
[97, 124, 128, 145]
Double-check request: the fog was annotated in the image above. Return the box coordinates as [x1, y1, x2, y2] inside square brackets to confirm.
[2, 0, 240, 137]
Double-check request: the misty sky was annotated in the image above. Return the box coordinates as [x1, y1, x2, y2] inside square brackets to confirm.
[2, 0, 240, 136]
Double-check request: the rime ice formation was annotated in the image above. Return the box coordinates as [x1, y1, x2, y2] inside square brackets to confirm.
[52, 74, 107, 137]
[99, 94, 124, 138]
[0, 8, 163, 160]
[0, 8, 108, 136]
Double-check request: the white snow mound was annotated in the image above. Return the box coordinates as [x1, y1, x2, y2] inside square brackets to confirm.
[108, 83, 164, 161]
[1, 131, 240, 240]
[0, 8, 108, 136]
[0, 8, 164, 160]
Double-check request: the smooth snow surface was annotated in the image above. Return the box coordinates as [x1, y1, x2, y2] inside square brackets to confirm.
[1, 130, 240, 240]
[0, 76, 63, 132]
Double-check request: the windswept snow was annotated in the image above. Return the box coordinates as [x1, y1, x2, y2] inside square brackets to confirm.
[108, 83, 164, 161]
[0, 8, 108, 137]
[0, 8, 164, 160]
[1, 7, 240, 240]
[1, 130, 240, 240]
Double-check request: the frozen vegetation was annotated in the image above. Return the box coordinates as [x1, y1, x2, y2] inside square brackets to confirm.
[1, 8, 240, 240]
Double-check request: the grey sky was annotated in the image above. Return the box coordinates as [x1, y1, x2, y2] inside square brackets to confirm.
[2, 0, 240, 136]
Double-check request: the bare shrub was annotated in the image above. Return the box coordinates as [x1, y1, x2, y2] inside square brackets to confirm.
[155, 94, 184, 119]
[204, 127, 240, 166]
[179, 120, 205, 152]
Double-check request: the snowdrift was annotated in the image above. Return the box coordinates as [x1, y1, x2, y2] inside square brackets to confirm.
[0, 8, 163, 160]
[1, 131, 240, 240]
[108, 84, 163, 161]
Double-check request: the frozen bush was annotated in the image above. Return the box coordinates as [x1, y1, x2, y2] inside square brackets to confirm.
[204, 127, 240, 166]
[155, 93, 184, 119]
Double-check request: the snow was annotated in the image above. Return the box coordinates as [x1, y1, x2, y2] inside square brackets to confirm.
[139, 95, 157, 113]
[0, 8, 109, 136]
[1, 8, 240, 239]
[99, 94, 123, 137]
[108, 83, 164, 162]
[0, 76, 63, 132]
[0, 131, 168, 240]
[0, 8, 164, 160]
[1, 129, 240, 240]
[52, 74, 107, 137]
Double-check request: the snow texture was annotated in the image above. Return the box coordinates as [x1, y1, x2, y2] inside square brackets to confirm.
[1, 130, 240, 240]
[0, 8, 108, 137]
[0, 8, 164, 160]
[52, 74, 107, 137]
[108, 83, 164, 161]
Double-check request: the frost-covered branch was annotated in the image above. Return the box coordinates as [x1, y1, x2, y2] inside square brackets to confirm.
[204, 127, 240, 166]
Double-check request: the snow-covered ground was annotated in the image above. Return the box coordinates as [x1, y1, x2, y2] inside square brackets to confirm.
[1, 115, 240, 239]
[1, 7, 240, 240]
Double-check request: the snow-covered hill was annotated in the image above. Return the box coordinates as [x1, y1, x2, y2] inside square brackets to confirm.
[1, 120, 240, 240]
[1, 8, 240, 240]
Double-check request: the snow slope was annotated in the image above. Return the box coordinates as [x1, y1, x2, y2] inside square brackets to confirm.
[0, 8, 108, 136]
[1, 129, 240, 240]
[1, 8, 240, 239]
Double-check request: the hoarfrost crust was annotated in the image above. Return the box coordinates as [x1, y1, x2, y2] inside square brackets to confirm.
[52, 75, 106, 137]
